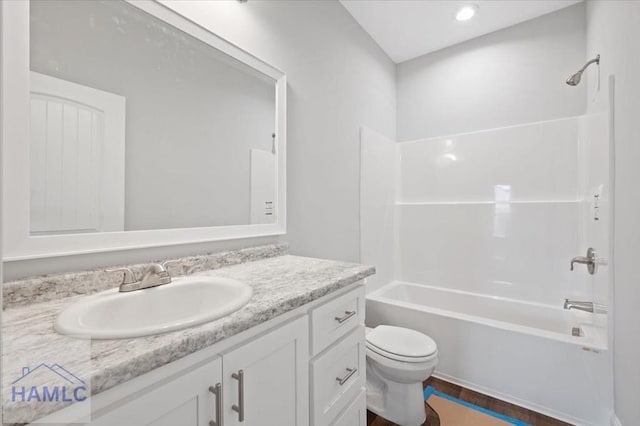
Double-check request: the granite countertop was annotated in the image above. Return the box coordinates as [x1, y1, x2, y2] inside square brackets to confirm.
[2, 251, 374, 424]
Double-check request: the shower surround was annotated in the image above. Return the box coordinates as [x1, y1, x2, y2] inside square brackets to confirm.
[360, 113, 613, 425]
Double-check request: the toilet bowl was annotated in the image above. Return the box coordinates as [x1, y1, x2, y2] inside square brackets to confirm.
[365, 325, 438, 426]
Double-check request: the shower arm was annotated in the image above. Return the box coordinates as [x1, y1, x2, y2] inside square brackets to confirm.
[576, 55, 600, 74]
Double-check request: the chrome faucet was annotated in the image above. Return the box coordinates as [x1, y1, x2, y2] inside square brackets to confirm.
[108, 262, 174, 292]
[570, 247, 597, 275]
[563, 299, 595, 313]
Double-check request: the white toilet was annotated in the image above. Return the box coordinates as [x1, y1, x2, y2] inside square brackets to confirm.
[365, 325, 438, 426]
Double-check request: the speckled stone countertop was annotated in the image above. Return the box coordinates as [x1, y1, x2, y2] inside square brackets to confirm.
[2, 247, 374, 424]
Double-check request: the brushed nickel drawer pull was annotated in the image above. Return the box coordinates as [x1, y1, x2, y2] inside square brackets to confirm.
[232, 369, 245, 422]
[336, 367, 357, 385]
[208, 383, 222, 426]
[334, 310, 356, 324]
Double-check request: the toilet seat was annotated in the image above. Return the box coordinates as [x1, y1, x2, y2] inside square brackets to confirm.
[366, 342, 437, 363]
[366, 325, 437, 363]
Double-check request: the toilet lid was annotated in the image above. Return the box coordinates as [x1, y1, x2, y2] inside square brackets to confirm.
[366, 325, 437, 358]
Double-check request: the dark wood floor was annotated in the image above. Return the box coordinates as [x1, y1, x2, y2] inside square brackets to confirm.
[367, 377, 572, 426]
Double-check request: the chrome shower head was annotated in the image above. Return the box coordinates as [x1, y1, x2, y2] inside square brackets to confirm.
[566, 54, 600, 86]
[566, 70, 583, 86]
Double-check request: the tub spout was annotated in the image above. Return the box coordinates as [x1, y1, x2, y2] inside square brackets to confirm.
[563, 299, 594, 313]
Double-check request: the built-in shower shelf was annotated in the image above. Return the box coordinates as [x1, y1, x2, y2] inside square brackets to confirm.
[395, 200, 583, 206]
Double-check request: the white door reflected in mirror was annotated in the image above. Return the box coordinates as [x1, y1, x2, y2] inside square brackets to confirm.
[30, 71, 126, 235]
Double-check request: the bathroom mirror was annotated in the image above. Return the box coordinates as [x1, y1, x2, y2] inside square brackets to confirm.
[1, 0, 287, 260]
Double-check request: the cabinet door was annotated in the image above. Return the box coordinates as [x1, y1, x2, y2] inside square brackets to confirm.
[222, 316, 309, 426]
[91, 357, 222, 426]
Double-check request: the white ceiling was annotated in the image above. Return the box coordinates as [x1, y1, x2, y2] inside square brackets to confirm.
[339, 0, 582, 63]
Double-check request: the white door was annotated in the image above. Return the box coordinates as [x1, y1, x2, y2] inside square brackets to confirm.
[90, 357, 222, 426]
[29, 71, 126, 234]
[222, 316, 309, 426]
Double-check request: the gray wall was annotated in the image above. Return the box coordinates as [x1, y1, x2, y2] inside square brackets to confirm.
[396, 3, 586, 141]
[4, 0, 396, 279]
[30, 0, 275, 230]
[585, 2, 640, 424]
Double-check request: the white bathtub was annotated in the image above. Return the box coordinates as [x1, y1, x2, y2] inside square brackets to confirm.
[366, 281, 612, 426]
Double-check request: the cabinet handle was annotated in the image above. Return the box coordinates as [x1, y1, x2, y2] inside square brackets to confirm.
[334, 310, 356, 324]
[231, 370, 245, 422]
[208, 383, 222, 426]
[336, 367, 357, 385]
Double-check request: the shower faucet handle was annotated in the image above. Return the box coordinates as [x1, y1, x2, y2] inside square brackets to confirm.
[570, 247, 601, 275]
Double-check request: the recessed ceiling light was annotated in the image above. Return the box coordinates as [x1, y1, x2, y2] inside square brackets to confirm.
[456, 4, 478, 21]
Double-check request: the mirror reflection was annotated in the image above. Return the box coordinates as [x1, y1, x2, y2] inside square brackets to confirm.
[29, 0, 277, 236]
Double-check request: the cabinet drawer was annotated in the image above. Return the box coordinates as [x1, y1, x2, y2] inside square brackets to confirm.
[331, 390, 366, 426]
[310, 285, 365, 356]
[311, 326, 365, 426]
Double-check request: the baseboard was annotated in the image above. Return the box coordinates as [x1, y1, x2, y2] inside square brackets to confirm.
[432, 371, 597, 426]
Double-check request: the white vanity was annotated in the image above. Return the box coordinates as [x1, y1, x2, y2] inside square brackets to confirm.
[84, 285, 367, 426]
[2, 249, 373, 426]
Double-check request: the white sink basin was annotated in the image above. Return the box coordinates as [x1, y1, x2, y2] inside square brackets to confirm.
[55, 276, 253, 339]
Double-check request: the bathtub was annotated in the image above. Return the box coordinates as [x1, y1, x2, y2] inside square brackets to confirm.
[366, 281, 612, 426]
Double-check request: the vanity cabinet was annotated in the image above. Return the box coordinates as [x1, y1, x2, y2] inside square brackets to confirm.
[38, 284, 365, 426]
[90, 317, 308, 426]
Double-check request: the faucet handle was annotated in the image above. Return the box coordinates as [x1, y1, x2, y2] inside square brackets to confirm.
[160, 260, 184, 277]
[141, 262, 172, 286]
[570, 247, 600, 274]
[160, 260, 181, 270]
[106, 267, 138, 284]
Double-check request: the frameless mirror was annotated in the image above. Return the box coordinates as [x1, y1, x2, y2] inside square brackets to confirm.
[29, 0, 276, 235]
[1, 0, 286, 260]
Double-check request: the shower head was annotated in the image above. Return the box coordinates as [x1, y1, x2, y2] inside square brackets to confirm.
[566, 54, 600, 86]
[566, 71, 583, 86]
